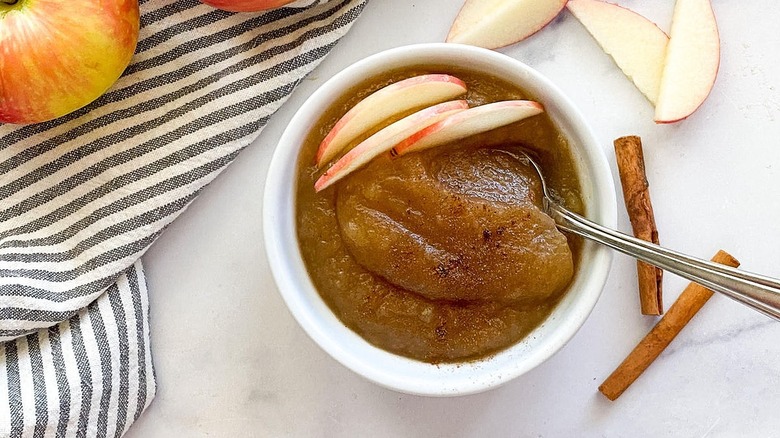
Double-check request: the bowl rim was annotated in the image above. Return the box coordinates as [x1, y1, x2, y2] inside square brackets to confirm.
[263, 43, 617, 396]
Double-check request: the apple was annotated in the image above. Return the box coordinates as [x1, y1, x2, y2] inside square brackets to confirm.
[0, 0, 140, 125]
[315, 74, 468, 167]
[567, 0, 669, 105]
[314, 100, 469, 192]
[654, 0, 720, 123]
[199, 0, 296, 12]
[446, 0, 568, 50]
[391, 100, 544, 156]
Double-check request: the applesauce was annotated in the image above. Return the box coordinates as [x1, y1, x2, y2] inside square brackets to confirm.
[295, 67, 584, 363]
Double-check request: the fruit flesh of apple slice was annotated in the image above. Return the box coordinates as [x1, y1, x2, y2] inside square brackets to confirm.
[567, 0, 669, 104]
[654, 0, 720, 123]
[446, 0, 568, 50]
[314, 100, 469, 192]
[315, 74, 468, 167]
[391, 100, 544, 157]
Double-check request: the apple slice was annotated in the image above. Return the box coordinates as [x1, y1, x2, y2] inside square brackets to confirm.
[446, 0, 568, 50]
[654, 0, 720, 123]
[315, 74, 468, 167]
[391, 100, 544, 157]
[567, 0, 669, 104]
[314, 100, 469, 192]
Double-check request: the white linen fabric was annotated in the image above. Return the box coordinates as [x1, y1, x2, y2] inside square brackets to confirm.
[0, 0, 366, 434]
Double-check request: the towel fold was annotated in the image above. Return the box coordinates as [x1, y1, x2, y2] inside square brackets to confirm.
[1, 262, 154, 437]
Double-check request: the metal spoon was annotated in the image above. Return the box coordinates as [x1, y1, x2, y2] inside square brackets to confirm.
[519, 151, 780, 320]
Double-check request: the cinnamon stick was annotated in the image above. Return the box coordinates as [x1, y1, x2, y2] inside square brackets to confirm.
[614, 135, 663, 315]
[598, 250, 740, 401]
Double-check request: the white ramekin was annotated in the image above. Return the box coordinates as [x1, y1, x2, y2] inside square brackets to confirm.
[263, 43, 617, 396]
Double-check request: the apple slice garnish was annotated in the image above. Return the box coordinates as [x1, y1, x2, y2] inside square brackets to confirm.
[391, 100, 544, 157]
[315, 74, 468, 167]
[567, 0, 669, 105]
[314, 100, 469, 192]
[654, 0, 720, 123]
[446, 0, 568, 50]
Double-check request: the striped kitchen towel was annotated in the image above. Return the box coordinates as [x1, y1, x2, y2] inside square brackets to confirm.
[1, 262, 154, 437]
[0, 0, 366, 435]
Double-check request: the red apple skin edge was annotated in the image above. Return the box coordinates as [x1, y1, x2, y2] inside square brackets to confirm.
[446, 0, 568, 50]
[200, 0, 297, 12]
[492, 2, 568, 50]
[0, 0, 139, 125]
[392, 101, 544, 156]
[314, 100, 469, 192]
[654, 55, 720, 124]
[654, 0, 720, 124]
[315, 74, 468, 167]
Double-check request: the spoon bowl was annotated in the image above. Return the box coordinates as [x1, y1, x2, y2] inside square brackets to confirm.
[518, 150, 780, 320]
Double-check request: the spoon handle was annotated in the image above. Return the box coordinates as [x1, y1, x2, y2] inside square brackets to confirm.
[548, 203, 780, 320]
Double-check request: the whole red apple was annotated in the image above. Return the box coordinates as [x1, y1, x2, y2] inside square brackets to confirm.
[199, 0, 296, 12]
[0, 0, 139, 125]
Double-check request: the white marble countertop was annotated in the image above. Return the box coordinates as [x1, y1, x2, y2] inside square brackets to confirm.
[125, 1, 780, 436]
